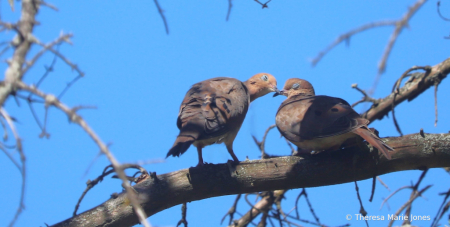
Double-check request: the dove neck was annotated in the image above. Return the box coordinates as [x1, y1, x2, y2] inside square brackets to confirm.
[287, 89, 315, 98]
[244, 81, 263, 102]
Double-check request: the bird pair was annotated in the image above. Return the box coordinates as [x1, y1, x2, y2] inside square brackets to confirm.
[167, 73, 393, 167]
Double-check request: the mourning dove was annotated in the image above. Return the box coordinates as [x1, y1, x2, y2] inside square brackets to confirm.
[167, 73, 280, 166]
[275, 78, 392, 159]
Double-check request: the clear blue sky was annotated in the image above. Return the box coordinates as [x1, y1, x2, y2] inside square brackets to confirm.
[2, 1, 449, 226]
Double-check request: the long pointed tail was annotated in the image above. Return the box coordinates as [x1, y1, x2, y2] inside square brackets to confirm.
[166, 134, 198, 158]
[353, 127, 393, 160]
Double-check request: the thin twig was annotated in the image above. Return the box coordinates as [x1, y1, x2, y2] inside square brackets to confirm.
[2, 108, 26, 227]
[176, 203, 188, 227]
[369, 176, 376, 202]
[252, 124, 276, 159]
[0, 145, 21, 171]
[434, 81, 439, 126]
[254, 0, 272, 9]
[380, 186, 412, 210]
[354, 181, 369, 227]
[221, 194, 242, 225]
[302, 189, 320, 224]
[390, 65, 431, 136]
[403, 169, 428, 225]
[351, 84, 379, 108]
[73, 166, 115, 216]
[22, 34, 70, 75]
[311, 20, 397, 66]
[226, 0, 233, 21]
[37, 0, 58, 11]
[437, 1, 450, 21]
[58, 75, 82, 99]
[391, 93, 403, 136]
[153, 0, 169, 34]
[392, 66, 432, 92]
[387, 185, 432, 227]
[377, 176, 390, 191]
[431, 189, 450, 227]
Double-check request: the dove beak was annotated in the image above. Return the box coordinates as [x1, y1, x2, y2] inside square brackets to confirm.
[271, 85, 281, 97]
[273, 89, 287, 97]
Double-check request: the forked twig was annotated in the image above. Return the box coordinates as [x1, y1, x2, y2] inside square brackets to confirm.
[254, 0, 272, 9]
[351, 84, 379, 108]
[176, 203, 188, 227]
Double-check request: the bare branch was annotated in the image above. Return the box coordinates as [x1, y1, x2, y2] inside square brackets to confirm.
[362, 58, 450, 123]
[52, 132, 450, 227]
[378, 0, 427, 74]
[372, 0, 427, 92]
[15, 82, 151, 227]
[311, 20, 396, 67]
[351, 83, 380, 108]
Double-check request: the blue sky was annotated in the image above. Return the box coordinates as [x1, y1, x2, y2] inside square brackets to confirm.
[1, 1, 449, 226]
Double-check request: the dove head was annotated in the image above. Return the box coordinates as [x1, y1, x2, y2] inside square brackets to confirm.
[279, 78, 315, 98]
[244, 73, 280, 102]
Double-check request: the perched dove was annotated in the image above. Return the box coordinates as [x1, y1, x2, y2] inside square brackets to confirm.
[275, 78, 392, 159]
[167, 73, 280, 166]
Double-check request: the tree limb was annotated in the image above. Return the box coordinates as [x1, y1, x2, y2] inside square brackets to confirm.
[52, 132, 450, 227]
[363, 57, 450, 122]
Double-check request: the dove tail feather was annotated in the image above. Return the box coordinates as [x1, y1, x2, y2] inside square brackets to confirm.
[167, 134, 198, 158]
[353, 127, 393, 160]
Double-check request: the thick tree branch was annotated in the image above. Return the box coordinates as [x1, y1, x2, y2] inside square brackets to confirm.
[52, 132, 450, 227]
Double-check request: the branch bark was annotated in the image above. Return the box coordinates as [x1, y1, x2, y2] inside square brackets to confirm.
[52, 132, 450, 227]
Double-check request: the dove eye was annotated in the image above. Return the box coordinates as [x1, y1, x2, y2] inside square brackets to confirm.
[292, 83, 300, 89]
[261, 74, 268, 81]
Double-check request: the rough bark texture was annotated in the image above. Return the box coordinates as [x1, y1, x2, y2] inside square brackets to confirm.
[52, 133, 450, 227]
